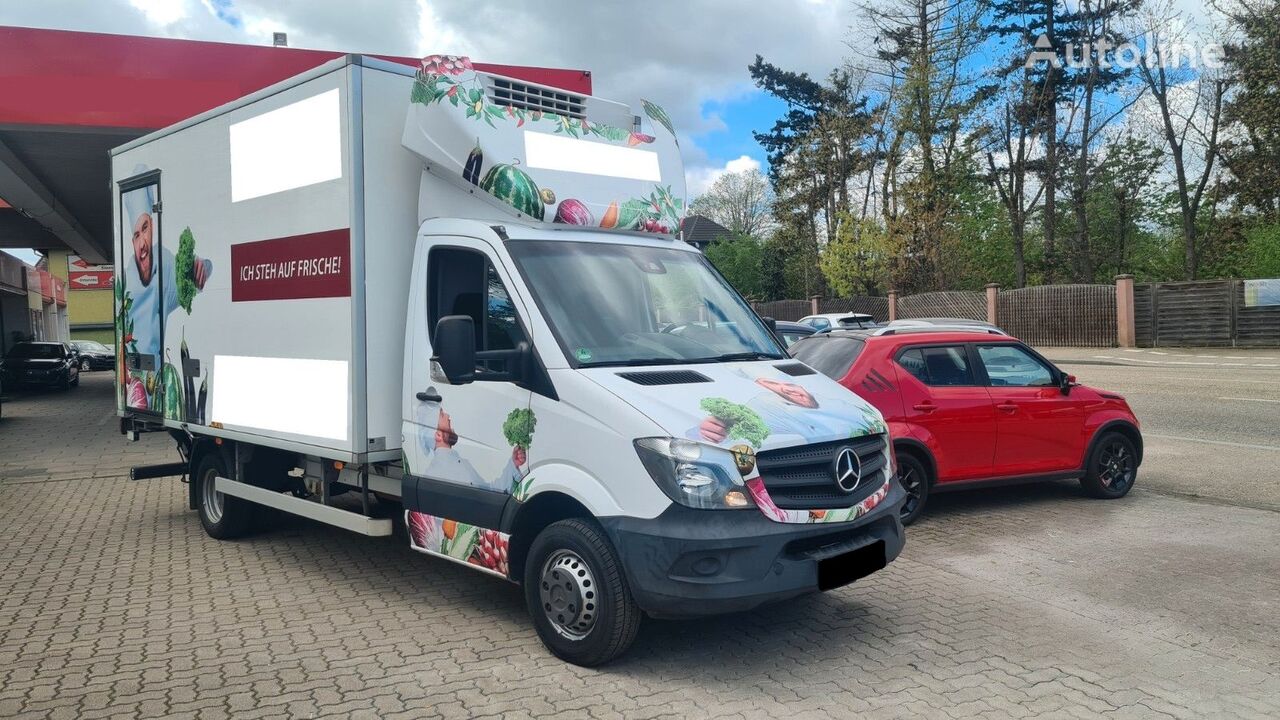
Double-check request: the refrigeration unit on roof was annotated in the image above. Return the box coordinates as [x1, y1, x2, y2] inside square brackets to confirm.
[402, 55, 686, 237]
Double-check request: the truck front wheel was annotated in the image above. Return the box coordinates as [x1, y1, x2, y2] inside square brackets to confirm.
[194, 452, 255, 539]
[523, 519, 640, 666]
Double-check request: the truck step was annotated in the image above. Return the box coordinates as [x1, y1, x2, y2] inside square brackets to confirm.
[131, 462, 189, 480]
[214, 477, 393, 536]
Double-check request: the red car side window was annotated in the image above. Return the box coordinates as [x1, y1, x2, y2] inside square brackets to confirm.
[897, 346, 975, 386]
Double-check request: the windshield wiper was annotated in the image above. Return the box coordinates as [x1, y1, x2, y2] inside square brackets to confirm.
[694, 352, 788, 363]
[584, 357, 696, 368]
[583, 352, 787, 368]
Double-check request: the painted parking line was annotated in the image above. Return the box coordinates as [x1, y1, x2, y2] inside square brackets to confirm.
[1217, 397, 1280, 404]
[1085, 355, 1279, 368]
[1140, 375, 1280, 386]
[1146, 433, 1280, 452]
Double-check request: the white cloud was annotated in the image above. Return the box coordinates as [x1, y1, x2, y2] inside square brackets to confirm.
[686, 154, 762, 196]
[128, 0, 187, 26]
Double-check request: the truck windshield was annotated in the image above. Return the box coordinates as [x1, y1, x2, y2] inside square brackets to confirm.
[509, 240, 786, 367]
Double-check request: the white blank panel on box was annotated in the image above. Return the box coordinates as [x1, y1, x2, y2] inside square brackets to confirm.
[211, 355, 349, 440]
[230, 89, 343, 202]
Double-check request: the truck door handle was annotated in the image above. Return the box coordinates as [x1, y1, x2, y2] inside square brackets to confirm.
[912, 403, 936, 413]
[416, 391, 442, 403]
[996, 403, 1018, 413]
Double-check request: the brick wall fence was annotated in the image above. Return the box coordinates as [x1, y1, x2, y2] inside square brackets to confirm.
[752, 276, 1280, 348]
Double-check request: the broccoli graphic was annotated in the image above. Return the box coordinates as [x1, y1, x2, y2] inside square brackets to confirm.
[700, 397, 770, 447]
[502, 408, 536, 450]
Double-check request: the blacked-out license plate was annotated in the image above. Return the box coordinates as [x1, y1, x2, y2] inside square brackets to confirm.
[817, 540, 886, 591]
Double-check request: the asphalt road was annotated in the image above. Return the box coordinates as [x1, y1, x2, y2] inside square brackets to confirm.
[1047, 347, 1280, 511]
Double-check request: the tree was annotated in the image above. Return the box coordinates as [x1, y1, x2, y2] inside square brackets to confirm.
[1089, 135, 1164, 277]
[820, 215, 891, 296]
[1134, 0, 1229, 279]
[703, 234, 765, 299]
[1061, 0, 1144, 283]
[860, 0, 993, 290]
[982, 79, 1046, 287]
[750, 58, 880, 247]
[1217, 0, 1280, 222]
[988, 0, 1072, 282]
[689, 168, 776, 237]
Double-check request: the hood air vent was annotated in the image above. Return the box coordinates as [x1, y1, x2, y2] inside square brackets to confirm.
[774, 362, 816, 377]
[617, 370, 713, 386]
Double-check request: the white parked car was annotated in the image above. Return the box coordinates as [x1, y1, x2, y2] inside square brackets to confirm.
[797, 313, 878, 332]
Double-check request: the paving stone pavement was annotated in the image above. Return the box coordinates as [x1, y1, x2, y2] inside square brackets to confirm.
[2, 373, 1279, 719]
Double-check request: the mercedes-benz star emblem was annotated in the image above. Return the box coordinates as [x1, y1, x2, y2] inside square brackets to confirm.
[833, 447, 862, 494]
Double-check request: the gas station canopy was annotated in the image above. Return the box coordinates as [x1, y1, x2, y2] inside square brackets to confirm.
[0, 26, 591, 263]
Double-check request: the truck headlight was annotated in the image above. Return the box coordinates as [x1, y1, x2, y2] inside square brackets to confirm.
[634, 438, 755, 510]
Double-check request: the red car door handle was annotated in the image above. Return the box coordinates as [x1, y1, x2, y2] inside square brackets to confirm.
[996, 403, 1018, 413]
[913, 403, 937, 412]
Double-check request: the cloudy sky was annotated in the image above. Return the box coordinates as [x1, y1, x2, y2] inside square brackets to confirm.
[3, 0, 856, 196]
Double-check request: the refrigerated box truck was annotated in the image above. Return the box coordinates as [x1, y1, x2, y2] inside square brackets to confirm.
[113, 54, 905, 665]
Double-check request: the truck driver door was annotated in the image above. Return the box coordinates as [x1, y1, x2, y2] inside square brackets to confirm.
[118, 172, 166, 416]
[403, 242, 534, 535]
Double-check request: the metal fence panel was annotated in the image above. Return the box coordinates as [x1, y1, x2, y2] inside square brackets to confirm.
[897, 291, 987, 321]
[998, 284, 1116, 347]
[751, 300, 810, 322]
[817, 297, 891, 322]
[1235, 280, 1280, 347]
[1134, 283, 1154, 347]
[1153, 281, 1234, 347]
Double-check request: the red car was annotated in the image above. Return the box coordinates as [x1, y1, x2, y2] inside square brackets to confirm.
[790, 328, 1142, 524]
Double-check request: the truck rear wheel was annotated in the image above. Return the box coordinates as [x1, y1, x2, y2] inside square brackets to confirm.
[523, 519, 640, 666]
[194, 452, 255, 539]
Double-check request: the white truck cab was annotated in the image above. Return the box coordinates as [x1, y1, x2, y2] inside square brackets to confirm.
[112, 55, 904, 665]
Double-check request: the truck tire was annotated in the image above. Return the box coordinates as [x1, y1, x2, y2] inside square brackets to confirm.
[896, 451, 930, 526]
[194, 452, 255, 539]
[1080, 431, 1138, 499]
[523, 519, 640, 666]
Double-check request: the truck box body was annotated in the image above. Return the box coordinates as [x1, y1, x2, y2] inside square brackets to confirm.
[114, 57, 437, 461]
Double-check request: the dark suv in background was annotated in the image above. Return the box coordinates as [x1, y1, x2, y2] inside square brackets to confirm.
[70, 340, 116, 371]
[2, 341, 81, 390]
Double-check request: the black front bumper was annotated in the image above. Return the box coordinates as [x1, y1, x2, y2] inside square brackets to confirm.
[600, 479, 906, 618]
[2, 370, 67, 387]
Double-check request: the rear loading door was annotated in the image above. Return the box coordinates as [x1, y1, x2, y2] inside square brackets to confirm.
[117, 171, 169, 416]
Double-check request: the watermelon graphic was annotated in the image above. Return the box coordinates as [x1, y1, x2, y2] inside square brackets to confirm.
[161, 363, 183, 421]
[480, 162, 544, 220]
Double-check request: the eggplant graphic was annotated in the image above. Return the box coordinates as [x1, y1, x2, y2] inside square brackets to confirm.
[463, 141, 483, 185]
[180, 336, 196, 422]
[196, 376, 208, 425]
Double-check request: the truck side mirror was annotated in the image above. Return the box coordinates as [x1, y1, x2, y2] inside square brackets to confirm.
[433, 315, 476, 385]
[762, 316, 777, 333]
